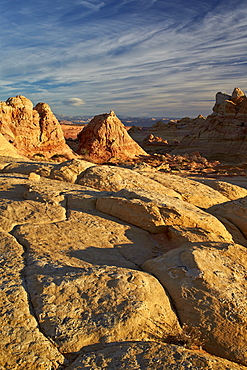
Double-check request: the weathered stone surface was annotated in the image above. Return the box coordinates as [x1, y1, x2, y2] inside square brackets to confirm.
[77, 165, 182, 198]
[1, 161, 52, 175]
[25, 266, 181, 353]
[77, 110, 148, 163]
[173, 88, 247, 163]
[1, 160, 247, 367]
[135, 172, 229, 208]
[0, 132, 25, 158]
[67, 341, 247, 370]
[0, 231, 65, 369]
[13, 212, 181, 354]
[96, 188, 232, 242]
[13, 209, 163, 277]
[0, 199, 66, 232]
[0, 95, 76, 160]
[50, 158, 95, 183]
[198, 179, 247, 200]
[142, 243, 247, 365]
[208, 196, 247, 240]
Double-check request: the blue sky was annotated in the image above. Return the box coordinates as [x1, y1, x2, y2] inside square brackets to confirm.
[0, 0, 247, 117]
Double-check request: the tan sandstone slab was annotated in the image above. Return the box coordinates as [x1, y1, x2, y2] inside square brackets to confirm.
[13, 211, 181, 354]
[208, 197, 247, 241]
[0, 232, 65, 370]
[50, 159, 95, 183]
[196, 179, 247, 200]
[96, 188, 233, 243]
[0, 198, 66, 232]
[67, 341, 247, 370]
[142, 242, 247, 365]
[77, 165, 182, 198]
[25, 266, 181, 353]
[135, 172, 229, 208]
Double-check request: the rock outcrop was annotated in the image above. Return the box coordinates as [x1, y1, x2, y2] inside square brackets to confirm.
[77, 110, 148, 163]
[0, 95, 76, 160]
[173, 88, 247, 163]
[0, 132, 25, 159]
[1, 158, 247, 369]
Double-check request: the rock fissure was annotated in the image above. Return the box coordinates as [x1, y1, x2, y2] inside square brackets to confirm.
[10, 229, 62, 352]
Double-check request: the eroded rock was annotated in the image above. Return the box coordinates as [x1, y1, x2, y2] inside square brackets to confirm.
[67, 341, 247, 370]
[0, 232, 65, 369]
[143, 243, 247, 365]
[0, 95, 76, 160]
[77, 111, 148, 163]
[77, 165, 182, 198]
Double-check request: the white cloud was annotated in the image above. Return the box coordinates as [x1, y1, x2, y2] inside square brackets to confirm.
[62, 98, 86, 106]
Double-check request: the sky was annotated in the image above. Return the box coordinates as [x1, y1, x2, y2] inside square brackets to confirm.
[0, 0, 247, 118]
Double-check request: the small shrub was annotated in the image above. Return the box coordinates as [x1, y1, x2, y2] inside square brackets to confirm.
[167, 324, 205, 350]
[33, 153, 45, 158]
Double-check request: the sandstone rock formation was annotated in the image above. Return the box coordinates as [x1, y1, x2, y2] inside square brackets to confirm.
[142, 133, 169, 146]
[77, 110, 148, 163]
[0, 95, 76, 160]
[68, 342, 247, 369]
[143, 243, 247, 365]
[173, 87, 247, 163]
[0, 132, 25, 159]
[129, 115, 206, 151]
[1, 157, 247, 369]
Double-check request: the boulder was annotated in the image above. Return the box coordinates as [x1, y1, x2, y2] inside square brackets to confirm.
[134, 172, 229, 208]
[142, 243, 247, 365]
[96, 188, 232, 242]
[50, 158, 95, 183]
[77, 165, 182, 198]
[13, 211, 181, 353]
[77, 110, 148, 163]
[208, 196, 247, 240]
[25, 266, 181, 353]
[67, 341, 247, 370]
[198, 179, 247, 200]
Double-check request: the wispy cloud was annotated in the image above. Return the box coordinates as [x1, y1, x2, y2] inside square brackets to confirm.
[0, 0, 246, 117]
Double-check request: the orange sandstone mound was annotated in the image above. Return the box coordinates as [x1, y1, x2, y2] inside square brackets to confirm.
[77, 110, 148, 163]
[0, 95, 76, 160]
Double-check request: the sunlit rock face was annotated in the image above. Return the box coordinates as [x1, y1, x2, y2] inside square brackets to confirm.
[172, 88, 247, 163]
[1, 157, 247, 368]
[77, 110, 148, 163]
[0, 95, 76, 160]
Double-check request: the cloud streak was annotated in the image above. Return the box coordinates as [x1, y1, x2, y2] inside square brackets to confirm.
[0, 0, 246, 117]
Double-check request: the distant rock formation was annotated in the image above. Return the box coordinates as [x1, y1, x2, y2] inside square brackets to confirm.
[142, 134, 169, 146]
[172, 88, 247, 163]
[0, 95, 76, 160]
[77, 110, 148, 163]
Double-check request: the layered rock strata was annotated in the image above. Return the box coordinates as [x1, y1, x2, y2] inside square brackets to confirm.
[173, 87, 247, 163]
[77, 110, 148, 163]
[0, 95, 76, 160]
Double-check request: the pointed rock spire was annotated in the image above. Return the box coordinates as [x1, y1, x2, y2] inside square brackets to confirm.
[77, 111, 148, 163]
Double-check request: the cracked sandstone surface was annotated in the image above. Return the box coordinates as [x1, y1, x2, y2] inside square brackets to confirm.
[0, 158, 247, 369]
